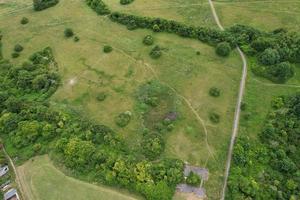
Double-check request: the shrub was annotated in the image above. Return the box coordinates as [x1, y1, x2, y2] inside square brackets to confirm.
[33, 0, 59, 11]
[20, 17, 29, 25]
[186, 172, 201, 187]
[149, 45, 162, 59]
[143, 35, 154, 46]
[209, 87, 220, 97]
[152, 24, 161, 32]
[96, 92, 107, 101]
[115, 111, 132, 127]
[209, 112, 220, 123]
[11, 52, 20, 58]
[196, 51, 201, 55]
[120, 0, 134, 5]
[240, 102, 247, 111]
[64, 28, 74, 38]
[259, 48, 280, 65]
[74, 36, 80, 42]
[14, 44, 24, 52]
[103, 45, 113, 53]
[216, 42, 231, 57]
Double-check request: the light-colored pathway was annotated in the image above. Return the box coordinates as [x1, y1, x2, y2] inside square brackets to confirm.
[207, 1, 248, 199]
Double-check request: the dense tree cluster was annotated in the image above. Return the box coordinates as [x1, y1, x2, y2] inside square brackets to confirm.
[229, 25, 300, 83]
[86, 0, 110, 15]
[227, 94, 300, 200]
[33, 0, 59, 11]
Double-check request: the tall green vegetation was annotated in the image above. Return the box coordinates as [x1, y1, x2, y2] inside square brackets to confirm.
[86, 0, 110, 15]
[85, 1, 300, 83]
[227, 94, 300, 200]
[120, 0, 134, 5]
[0, 41, 184, 199]
[33, 0, 59, 11]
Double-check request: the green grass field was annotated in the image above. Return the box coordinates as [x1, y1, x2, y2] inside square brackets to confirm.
[1, 0, 282, 199]
[17, 155, 140, 200]
[214, 0, 300, 31]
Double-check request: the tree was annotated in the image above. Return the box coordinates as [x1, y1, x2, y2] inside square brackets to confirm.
[216, 42, 231, 57]
[103, 45, 113, 53]
[143, 35, 154, 46]
[251, 37, 274, 52]
[209, 87, 221, 97]
[186, 171, 201, 187]
[259, 48, 280, 65]
[149, 45, 162, 59]
[64, 28, 74, 38]
[20, 17, 29, 25]
[115, 111, 131, 127]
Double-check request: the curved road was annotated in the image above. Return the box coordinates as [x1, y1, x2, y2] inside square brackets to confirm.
[207, 1, 248, 200]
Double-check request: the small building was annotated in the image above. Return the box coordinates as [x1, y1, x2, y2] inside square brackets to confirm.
[4, 188, 20, 200]
[0, 166, 9, 177]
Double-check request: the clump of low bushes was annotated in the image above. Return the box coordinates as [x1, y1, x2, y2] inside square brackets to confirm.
[103, 45, 113, 53]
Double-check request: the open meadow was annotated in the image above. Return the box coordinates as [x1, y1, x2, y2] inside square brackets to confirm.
[17, 155, 140, 200]
[0, 0, 243, 199]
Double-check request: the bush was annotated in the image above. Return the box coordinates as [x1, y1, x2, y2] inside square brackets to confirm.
[11, 52, 20, 58]
[115, 111, 132, 127]
[20, 17, 29, 25]
[251, 37, 274, 52]
[152, 24, 161, 32]
[33, 0, 59, 11]
[259, 48, 280, 65]
[240, 102, 247, 111]
[120, 0, 134, 5]
[149, 46, 162, 59]
[186, 172, 201, 187]
[64, 28, 74, 38]
[209, 112, 220, 123]
[96, 92, 107, 101]
[216, 42, 231, 57]
[196, 51, 201, 55]
[14, 44, 24, 52]
[103, 45, 113, 53]
[143, 35, 154, 46]
[209, 87, 220, 97]
[74, 36, 80, 42]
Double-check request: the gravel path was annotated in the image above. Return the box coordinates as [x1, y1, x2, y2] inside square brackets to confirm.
[207, 1, 248, 200]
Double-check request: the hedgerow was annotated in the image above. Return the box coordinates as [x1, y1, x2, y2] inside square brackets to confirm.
[33, 0, 59, 11]
[86, 0, 110, 15]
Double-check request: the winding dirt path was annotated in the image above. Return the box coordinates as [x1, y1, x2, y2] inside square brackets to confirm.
[207, 1, 248, 199]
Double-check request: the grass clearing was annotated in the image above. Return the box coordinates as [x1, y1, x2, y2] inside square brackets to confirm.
[214, 0, 300, 31]
[104, 0, 217, 28]
[17, 155, 139, 200]
[0, 0, 243, 199]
